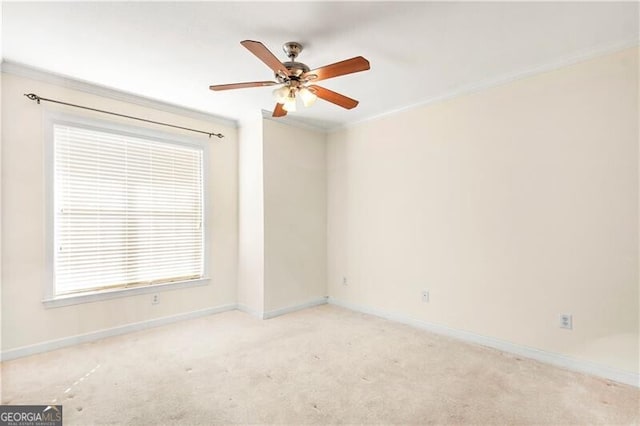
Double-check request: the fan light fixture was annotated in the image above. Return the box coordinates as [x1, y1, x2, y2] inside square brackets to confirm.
[272, 86, 317, 111]
[283, 91, 297, 112]
[272, 86, 289, 103]
[298, 87, 317, 107]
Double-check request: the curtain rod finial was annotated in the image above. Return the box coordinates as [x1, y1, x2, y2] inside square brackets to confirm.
[24, 93, 41, 104]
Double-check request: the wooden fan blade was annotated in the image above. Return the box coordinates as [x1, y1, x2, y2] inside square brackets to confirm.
[241, 40, 290, 77]
[308, 85, 359, 109]
[303, 56, 370, 82]
[209, 81, 278, 91]
[273, 103, 287, 117]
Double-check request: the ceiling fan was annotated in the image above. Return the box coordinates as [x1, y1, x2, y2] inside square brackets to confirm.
[209, 40, 370, 117]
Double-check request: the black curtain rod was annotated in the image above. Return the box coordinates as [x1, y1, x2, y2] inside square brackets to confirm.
[24, 93, 224, 139]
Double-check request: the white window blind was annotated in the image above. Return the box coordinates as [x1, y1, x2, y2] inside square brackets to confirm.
[53, 124, 204, 296]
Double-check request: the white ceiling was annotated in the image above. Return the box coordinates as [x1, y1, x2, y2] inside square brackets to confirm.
[2, 2, 638, 129]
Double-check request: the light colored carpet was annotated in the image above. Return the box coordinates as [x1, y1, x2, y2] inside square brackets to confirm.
[1, 304, 638, 425]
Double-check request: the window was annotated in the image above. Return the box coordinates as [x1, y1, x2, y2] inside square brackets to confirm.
[49, 117, 206, 301]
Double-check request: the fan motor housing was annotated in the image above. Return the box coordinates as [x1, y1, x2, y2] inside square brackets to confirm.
[280, 61, 310, 79]
[275, 42, 311, 82]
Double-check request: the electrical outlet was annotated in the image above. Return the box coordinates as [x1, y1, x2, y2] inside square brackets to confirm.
[342, 277, 348, 286]
[560, 314, 572, 329]
[421, 290, 429, 303]
[152, 294, 159, 305]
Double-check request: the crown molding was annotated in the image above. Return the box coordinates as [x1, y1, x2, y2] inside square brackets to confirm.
[261, 109, 334, 133]
[4, 37, 638, 135]
[0, 60, 238, 129]
[328, 38, 640, 133]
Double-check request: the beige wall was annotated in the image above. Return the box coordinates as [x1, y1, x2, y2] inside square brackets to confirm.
[327, 48, 639, 374]
[1, 73, 238, 351]
[2, 47, 637, 379]
[263, 119, 327, 312]
[0, 70, 3, 355]
[237, 116, 265, 314]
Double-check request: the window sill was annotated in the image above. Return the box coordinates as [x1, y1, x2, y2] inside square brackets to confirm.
[42, 278, 210, 309]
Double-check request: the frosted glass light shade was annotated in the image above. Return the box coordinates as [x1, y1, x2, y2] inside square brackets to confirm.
[272, 86, 290, 103]
[283, 95, 297, 112]
[299, 87, 317, 107]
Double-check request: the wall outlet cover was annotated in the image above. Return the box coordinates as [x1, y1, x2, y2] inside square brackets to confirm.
[560, 314, 572, 329]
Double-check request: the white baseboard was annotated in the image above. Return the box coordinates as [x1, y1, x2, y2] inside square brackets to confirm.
[0, 303, 236, 362]
[237, 297, 329, 319]
[0, 298, 329, 361]
[328, 298, 640, 388]
[262, 297, 328, 319]
[6, 297, 636, 388]
[236, 303, 264, 319]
